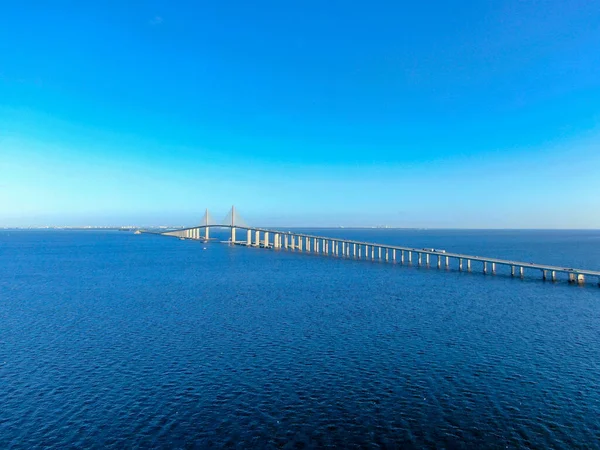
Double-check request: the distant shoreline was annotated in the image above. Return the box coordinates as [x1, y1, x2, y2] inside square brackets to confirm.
[2, 227, 600, 232]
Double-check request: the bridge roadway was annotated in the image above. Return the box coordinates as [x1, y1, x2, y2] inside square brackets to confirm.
[148, 224, 600, 287]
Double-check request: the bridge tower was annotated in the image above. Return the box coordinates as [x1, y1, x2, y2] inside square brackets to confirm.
[231, 205, 236, 244]
[202, 208, 211, 240]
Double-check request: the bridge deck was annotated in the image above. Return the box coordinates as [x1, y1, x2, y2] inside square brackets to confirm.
[147, 225, 600, 279]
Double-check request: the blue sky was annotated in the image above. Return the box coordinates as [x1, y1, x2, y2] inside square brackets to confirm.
[1, 0, 599, 227]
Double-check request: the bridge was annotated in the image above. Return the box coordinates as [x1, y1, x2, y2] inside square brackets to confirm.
[141, 206, 600, 288]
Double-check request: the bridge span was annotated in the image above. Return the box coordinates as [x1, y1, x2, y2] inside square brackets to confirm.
[141, 207, 600, 288]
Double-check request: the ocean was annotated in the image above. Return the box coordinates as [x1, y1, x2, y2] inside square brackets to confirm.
[1, 229, 599, 448]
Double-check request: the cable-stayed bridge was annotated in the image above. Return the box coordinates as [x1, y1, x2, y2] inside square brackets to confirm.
[141, 206, 600, 288]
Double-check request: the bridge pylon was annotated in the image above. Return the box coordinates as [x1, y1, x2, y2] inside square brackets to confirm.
[201, 208, 216, 239]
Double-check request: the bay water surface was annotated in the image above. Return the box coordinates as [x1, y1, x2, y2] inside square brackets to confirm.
[1, 229, 599, 448]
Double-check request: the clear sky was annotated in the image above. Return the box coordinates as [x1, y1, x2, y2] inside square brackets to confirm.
[1, 0, 599, 228]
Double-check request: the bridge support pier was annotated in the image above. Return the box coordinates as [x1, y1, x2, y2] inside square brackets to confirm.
[379, 247, 382, 260]
[459, 258, 463, 271]
[401, 251, 405, 264]
[418, 253, 422, 266]
[264, 232, 269, 248]
[426, 254, 430, 265]
[205, 227, 210, 240]
[408, 251, 412, 264]
[552, 271, 557, 282]
[492, 262, 496, 274]
[483, 262, 487, 274]
[519, 266, 524, 277]
[437, 256, 441, 269]
[247, 229, 251, 246]
[354, 243, 357, 258]
[467, 259, 471, 271]
[371, 246, 375, 260]
[542, 270, 547, 280]
[393, 249, 396, 262]
[511, 265, 515, 276]
[231, 227, 236, 244]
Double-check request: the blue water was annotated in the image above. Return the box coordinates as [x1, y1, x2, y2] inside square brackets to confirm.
[1, 229, 599, 448]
